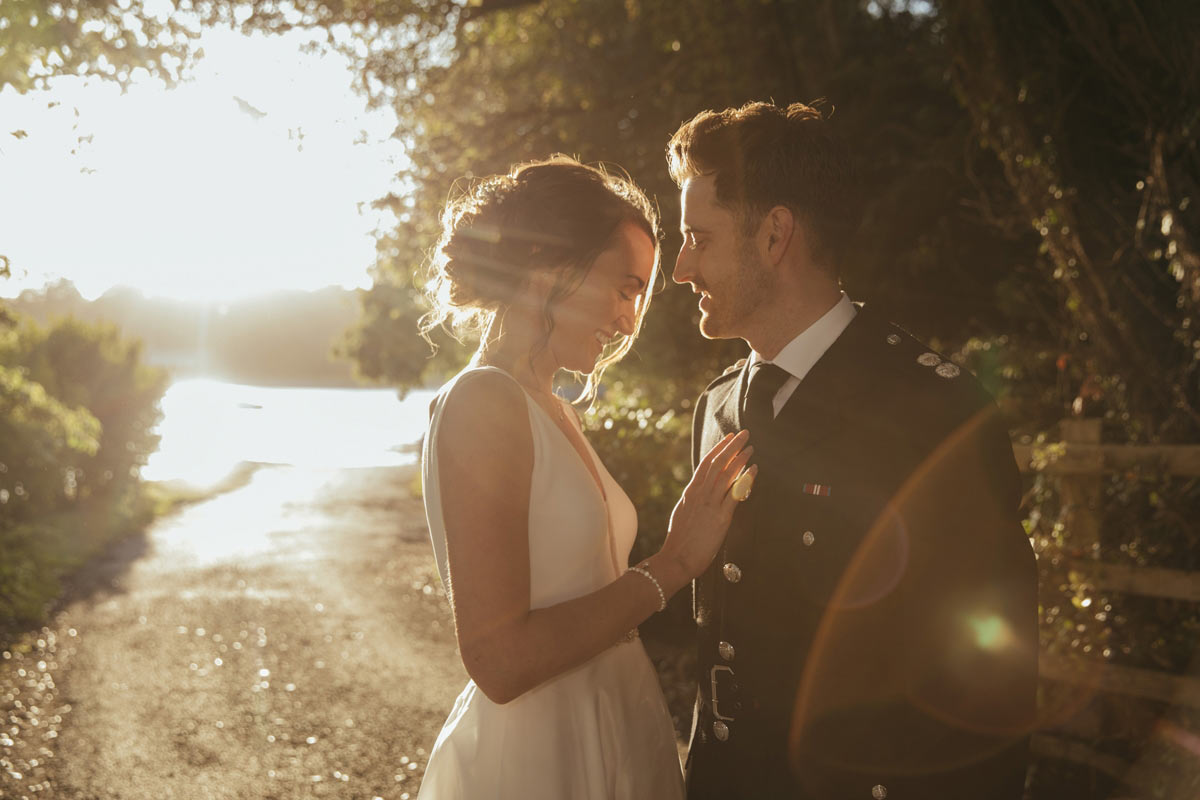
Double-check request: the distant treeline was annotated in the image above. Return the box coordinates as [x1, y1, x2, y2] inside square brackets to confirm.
[11, 281, 364, 387]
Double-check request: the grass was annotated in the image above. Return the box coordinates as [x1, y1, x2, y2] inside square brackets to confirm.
[0, 463, 266, 648]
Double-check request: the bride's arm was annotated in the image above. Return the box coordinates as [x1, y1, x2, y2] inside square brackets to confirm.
[436, 373, 748, 705]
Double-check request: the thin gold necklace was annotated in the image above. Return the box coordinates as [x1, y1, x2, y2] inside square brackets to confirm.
[480, 346, 567, 424]
[529, 386, 568, 424]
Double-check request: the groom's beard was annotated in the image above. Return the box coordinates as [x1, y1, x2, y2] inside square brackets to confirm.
[698, 236, 772, 340]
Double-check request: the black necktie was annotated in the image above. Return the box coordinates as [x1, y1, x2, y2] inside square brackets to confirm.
[742, 362, 791, 437]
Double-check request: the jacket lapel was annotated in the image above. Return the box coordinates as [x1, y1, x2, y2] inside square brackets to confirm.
[770, 307, 882, 461]
[706, 363, 749, 445]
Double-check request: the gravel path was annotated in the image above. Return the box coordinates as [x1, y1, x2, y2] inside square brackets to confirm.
[1, 465, 466, 800]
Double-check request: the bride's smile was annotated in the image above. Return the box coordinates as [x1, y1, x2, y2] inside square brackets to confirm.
[545, 221, 656, 374]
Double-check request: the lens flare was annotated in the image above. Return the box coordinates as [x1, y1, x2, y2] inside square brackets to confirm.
[968, 614, 1015, 651]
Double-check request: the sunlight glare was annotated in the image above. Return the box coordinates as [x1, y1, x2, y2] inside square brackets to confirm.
[0, 23, 408, 302]
[154, 466, 333, 568]
[144, 379, 433, 486]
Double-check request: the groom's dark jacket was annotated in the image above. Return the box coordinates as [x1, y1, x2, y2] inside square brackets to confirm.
[685, 305, 1038, 800]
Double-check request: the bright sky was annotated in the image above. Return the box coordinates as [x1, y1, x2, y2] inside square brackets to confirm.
[0, 23, 405, 302]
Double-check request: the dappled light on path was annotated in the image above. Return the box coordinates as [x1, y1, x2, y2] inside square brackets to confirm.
[0, 464, 462, 799]
[154, 467, 334, 568]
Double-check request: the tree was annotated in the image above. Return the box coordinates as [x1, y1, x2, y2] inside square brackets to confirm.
[12, 317, 168, 500]
[0, 0, 195, 92]
[945, 0, 1200, 440]
[943, 3, 1200, 793]
[0, 314, 166, 634]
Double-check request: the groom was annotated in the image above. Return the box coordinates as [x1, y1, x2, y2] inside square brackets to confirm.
[668, 101, 1038, 799]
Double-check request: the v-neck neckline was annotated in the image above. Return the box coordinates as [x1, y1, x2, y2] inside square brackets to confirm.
[504, 373, 624, 581]
[524, 390, 610, 506]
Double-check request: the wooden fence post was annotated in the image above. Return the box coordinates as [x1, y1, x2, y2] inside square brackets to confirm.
[1045, 418, 1108, 746]
[1059, 417, 1104, 558]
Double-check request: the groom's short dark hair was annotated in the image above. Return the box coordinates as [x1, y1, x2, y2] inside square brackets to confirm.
[667, 100, 858, 273]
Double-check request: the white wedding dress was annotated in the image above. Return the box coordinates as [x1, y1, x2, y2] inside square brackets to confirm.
[418, 366, 685, 799]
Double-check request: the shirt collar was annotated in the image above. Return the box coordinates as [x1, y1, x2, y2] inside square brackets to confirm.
[749, 293, 857, 382]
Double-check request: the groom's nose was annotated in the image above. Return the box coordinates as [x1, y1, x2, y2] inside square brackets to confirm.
[672, 244, 694, 286]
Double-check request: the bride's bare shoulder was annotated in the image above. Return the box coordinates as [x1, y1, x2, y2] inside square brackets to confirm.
[436, 368, 532, 463]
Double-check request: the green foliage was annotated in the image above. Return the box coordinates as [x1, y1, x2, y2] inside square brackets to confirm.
[339, 233, 464, 393]
[0, 313, 167, 635]
[4, 317, 168, 502]
[0, 257, 11, 329]
[943, 0, 1200, 672]
[945, 0, 1200, 440]
[0, 362, 101, 522]
[0, 0, 195, 92]
[933, 5, 1200, 789]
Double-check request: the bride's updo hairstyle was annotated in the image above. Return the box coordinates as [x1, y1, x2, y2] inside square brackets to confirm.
[422, 155, 661, 402]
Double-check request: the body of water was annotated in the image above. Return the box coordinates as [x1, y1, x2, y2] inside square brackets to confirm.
[143, 378, 435, 486]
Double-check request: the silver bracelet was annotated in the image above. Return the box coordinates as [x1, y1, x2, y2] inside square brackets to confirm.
[628, 564, 666, 612]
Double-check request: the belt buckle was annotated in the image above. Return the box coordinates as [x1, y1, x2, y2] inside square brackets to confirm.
[710, 664, 735, 722]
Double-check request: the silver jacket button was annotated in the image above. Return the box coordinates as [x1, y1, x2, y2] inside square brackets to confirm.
[723, 562, 743, 583]
[886, 333, 901, 345]
[802, 530, 815, 547]
[713, 720, 730, 741]
[935, 362, 961, 379]
[718, 641, 735, 661]
[872, 784, 888, 799]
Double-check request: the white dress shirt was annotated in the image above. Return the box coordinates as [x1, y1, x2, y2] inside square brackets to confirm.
[748, 293, 857, 418]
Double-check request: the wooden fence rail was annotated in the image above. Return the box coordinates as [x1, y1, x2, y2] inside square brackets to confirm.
[1013, 419, 1200, 784]
[1011, 443, 1200, 477]
[1040, 653, 1200, 709]
[1058, 558, 1200, 604]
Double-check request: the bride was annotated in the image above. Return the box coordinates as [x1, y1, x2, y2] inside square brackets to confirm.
[417, 156, 754, 799]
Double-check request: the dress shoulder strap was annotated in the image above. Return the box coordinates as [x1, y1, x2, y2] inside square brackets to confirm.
[422, 365, 533, 588]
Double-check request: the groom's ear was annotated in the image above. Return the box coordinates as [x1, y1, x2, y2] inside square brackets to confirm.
[759, 205, 796, 266]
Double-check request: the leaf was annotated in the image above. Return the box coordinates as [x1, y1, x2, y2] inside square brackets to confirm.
[233, 96, 268, 119]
